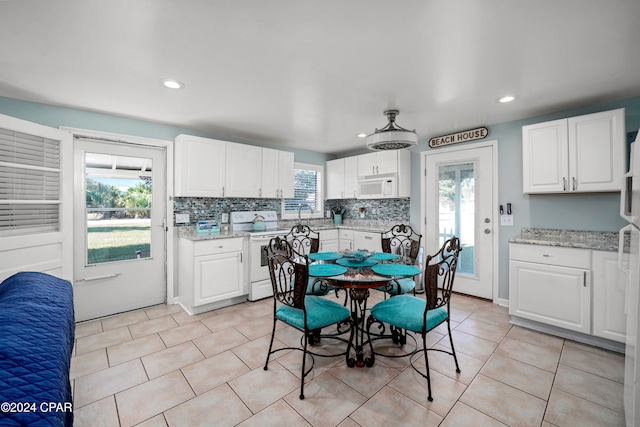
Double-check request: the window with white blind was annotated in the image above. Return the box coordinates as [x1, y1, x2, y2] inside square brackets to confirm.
[282, 162, 323, 219]
[0, 128, 61, 237]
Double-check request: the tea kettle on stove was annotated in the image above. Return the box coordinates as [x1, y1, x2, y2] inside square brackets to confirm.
[252, 214, 266, 231]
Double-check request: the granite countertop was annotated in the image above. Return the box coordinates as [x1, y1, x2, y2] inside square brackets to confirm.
[177, 220, 404, 241]
[509, 227, 619, 252]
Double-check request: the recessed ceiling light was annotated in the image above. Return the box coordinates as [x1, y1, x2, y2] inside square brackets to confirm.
[161, 79, 184, 89]
[498, 95, 516, 103]
[357, 133, 367, 138]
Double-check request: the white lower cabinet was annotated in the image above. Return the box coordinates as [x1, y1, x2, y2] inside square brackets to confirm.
[509, 244, 591, 334]
[592, 250, 627, 343]
[339, 229, 354, 251]
[354, 231, 383, 253]
[510, 244, 626, 343]
[179, 237, 246, 315]
[319, 229, 339, 252]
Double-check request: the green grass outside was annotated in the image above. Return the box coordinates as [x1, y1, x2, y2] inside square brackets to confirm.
[87, 223, 151, 264]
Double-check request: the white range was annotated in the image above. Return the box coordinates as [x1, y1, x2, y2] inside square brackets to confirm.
[230, 211, 289, 301]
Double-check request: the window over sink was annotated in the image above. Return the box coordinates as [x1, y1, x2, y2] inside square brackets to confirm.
[281, 162, 323, 219]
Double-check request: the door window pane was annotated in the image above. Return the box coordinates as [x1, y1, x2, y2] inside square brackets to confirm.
[85, 153, 152, 264]
[438, 162, 474, 275]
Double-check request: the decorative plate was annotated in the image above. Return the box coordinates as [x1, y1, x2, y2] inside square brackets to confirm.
[308, 252, 342, 261]
[336, 258, 378, 268]
[341, 249, 373, 263]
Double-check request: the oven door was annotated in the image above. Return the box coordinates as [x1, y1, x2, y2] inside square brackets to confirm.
[249, 235, 273, 282]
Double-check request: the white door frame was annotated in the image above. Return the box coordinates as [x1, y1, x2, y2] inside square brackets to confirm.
[61, 127, 176, 305]
[420, 140, 499, 304]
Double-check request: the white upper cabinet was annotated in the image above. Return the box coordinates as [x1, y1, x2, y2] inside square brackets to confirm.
[326, 158, 345, 199]
[226, 143, 262, 197]
[328, 150, 410, 199]
[261, 149, 294, 199]
[175, 134, 226, 197]
[344, 156, 358, 198]
[175, 135, 294, 199]
[357, 151, 401, 176]
[522, 108, 625, 194]
[326, 157, 358, 199]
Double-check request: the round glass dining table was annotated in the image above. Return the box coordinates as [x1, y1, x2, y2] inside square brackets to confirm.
[307, 251, 424, 368]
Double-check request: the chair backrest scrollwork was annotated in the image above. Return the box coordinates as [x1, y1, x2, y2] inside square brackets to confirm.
[284, 224, 320, 256]
[381, 224, 422, 261]
[264, 236, 308, 309]
[424, 237, 462, 311]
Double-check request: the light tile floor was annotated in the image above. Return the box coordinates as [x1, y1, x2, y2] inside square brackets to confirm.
[71, 292, 626, 427]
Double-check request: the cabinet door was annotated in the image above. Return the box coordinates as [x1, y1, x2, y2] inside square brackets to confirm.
[354, 231, 383, 252]
[174, 135, 226, 197]
[569, 108, 624, 192]
[592, 250, 627, 343]
[194, 251, 244, 306]
[279, 151, 295, 198]
[339, 238, 353, 251]
[375, 151, 398, 175]
[509, 260, 590, 333]
[522, 119, 569, 194]
[339, 229, 353, 251]
[357, 153, 377, 177]
[343, 156, 358, 199]
[326, 158, 345, 199]
[226, 143, 262, 197]
[261, 147, 280, 198]
[320, 239, 339, 252]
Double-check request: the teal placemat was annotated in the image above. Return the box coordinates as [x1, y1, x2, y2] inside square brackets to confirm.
[309, 264, 347, 277]
[308, 252, 342, 261]
[372, 264, 419, 277]
[372, 252, 399, 261]
[336, 258, 378, 268]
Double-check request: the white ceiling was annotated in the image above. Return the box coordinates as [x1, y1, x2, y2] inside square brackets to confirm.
[1, 0, 639, 155]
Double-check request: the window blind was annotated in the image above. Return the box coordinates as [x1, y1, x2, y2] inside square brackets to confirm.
[284, 166, 322, 214]
[0, 128, 61, 236]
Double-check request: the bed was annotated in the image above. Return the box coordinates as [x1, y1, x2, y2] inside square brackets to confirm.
[0, 272, 75, 427]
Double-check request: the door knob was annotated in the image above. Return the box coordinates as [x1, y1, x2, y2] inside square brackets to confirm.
[484, 228, 491, 234]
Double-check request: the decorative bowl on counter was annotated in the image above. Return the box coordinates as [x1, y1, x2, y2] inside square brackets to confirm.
[341, 249, 374, 263]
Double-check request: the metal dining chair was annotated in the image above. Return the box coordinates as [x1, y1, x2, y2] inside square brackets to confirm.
[378, 224, 422, 296]
[366, 236, 462, 402]
[263, 237, 353, 399]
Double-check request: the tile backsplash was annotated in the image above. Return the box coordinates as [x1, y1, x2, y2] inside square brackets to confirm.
[173, 197, 410, 226]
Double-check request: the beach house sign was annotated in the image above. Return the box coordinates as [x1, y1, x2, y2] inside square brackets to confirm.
[428, 127, 488, 148]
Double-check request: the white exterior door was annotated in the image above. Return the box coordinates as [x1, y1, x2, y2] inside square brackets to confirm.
[423, 143, 496, 300]
[73, 138, 167, 321]
[0, 114, 73, 282]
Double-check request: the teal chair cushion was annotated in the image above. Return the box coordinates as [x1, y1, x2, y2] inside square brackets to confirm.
[370, 295, 448, 333]
[376, 278, 415, 295]
[276, 296, 350, 331]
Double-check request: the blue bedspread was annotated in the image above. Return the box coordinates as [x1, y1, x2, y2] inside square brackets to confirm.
[0, 272, 75, 427]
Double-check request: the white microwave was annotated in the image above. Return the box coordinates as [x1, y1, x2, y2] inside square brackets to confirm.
[358, 175, 397, 199]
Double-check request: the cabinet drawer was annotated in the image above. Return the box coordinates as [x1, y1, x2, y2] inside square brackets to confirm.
[194, 237, 243, 256]
[509, 243, 590, 269]
[339, 229, 354, 240]
[320, 229, 339, 240]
